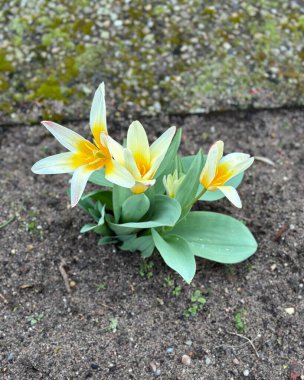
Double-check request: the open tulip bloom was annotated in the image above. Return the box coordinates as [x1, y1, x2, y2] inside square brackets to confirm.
[32, 83, 258, 283]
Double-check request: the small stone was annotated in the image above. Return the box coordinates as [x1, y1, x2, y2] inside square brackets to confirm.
[243, 369, 249, 377]
[205, 356, 211, 365]
[181, 354, 191, 365]
[166, 347, 174, 354]
[7, 352, 14, 363]
[150, 361, 157, 372]
[233, 358, 240, 365]
[271, 264, 277, 271]
[90, 363, 99, 370]
[156, 298, 164, 305]
[26, 244, 34, 252]
[185, 340, 192, 346]
[69, 280, 76, 288]
[154, 369, 161, 377]
[285, 307, 295, 315]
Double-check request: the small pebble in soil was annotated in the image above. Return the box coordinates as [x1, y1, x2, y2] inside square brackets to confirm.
[166, 347, 174, 354]
[154, 369, 161, 377]
[7, 352, 14, 363]
[285, 307, 295, 315]
[150, 361, 157, 373]
[243, 369, 249, 377]
[181, 354, 191, 365]
[90, 363, 99, 370]
[205, 356, 211, 365]
[233, 358, 240, 365]
[185, 340, 192, 346]
[69, 280, 76, 288]
[271, 264, 277, 271]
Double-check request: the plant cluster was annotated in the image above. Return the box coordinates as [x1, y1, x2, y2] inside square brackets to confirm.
[32, 83, 257, 283]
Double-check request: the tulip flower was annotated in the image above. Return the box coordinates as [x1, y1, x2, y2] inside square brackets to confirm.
[32, 83, 134, 206]
[163, 170, 185, 198]
[106, 121, 176, 194]
[199, 140, 254, 208]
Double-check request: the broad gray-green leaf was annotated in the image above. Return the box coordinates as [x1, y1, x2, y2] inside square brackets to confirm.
[152, 229, 196, 284]
[169, 211, 257, 263]
[155, 128, 182, 179]
[89, 168, 113, 187]
[107, 195, 181, 234]
[78, 196, 95, 213]
[176, 151, 203, 208]
[82, 190, 113, 210]
[98, 236, 118, 245]
[106, 215, 140, 235]
[121, 194, 150, 223]
[112, 185, 132, 222]
[80, 204, 106, 233]
[120, 235, 155, 258]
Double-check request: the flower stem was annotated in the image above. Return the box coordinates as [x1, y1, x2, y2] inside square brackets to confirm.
[185, 188, 207, 210]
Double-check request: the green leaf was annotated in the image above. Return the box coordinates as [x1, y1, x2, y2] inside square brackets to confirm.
[121, 194, 150, 223]
[98, 235, 133, 245]
[112, 185, 132, 222]
[107, 195, 181, 233]
[82, 190, 113, 210]
[181, 155, 244, 202]
[89, 168, 113, 187]
[176, 151, 203, 209]
[80, 203, 106, 234]
[155, 128, 182, 179]
[77, 195, 95, 213]
[80, 223, 97, 233]
[106, 215, 140, 236]
[120, 235, 155, 258]
[151, 229, 196, 284]
[169, 211, 257, 263]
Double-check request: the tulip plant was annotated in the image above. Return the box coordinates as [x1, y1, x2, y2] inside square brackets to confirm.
[32, 83, 257, 283]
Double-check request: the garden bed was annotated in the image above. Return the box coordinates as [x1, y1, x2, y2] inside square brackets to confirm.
[0, 109, 303, 379]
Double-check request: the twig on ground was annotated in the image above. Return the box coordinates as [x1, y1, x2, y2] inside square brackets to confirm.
[100, 302, 115, 311]
[274, 224, 288, 241]
[225, 330, 260, 358]
[59, 257, 71, 294]
[0, 215, 16, 230]
[0, 293, 8, 304]
[254, 156, 276, 166]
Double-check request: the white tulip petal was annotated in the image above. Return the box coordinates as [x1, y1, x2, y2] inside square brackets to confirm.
[41, 121, 87, 152]
[131, 179, 156, 194]
[216, 185, 242, 208]
[150, 126, 176, 161]
[105, 160, 135, 188]
[90, 82, 107, 146]
[70, 165, 95, 207]
[106, 135, 125, 164]
[143, 154, 163, 180]
[123, 148, 141, 179]
[127, 121, 150, 166]
[200, 140, 224, 187]
[220, 152, 250, 166]
[229, 157, 254, 178]
[31, 152, 75, 174]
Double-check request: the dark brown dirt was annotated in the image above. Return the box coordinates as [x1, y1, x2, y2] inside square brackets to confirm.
[0, 110, 303, 380]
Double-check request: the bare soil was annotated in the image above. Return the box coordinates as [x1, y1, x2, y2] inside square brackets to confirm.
[0, 110, 303, 380]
